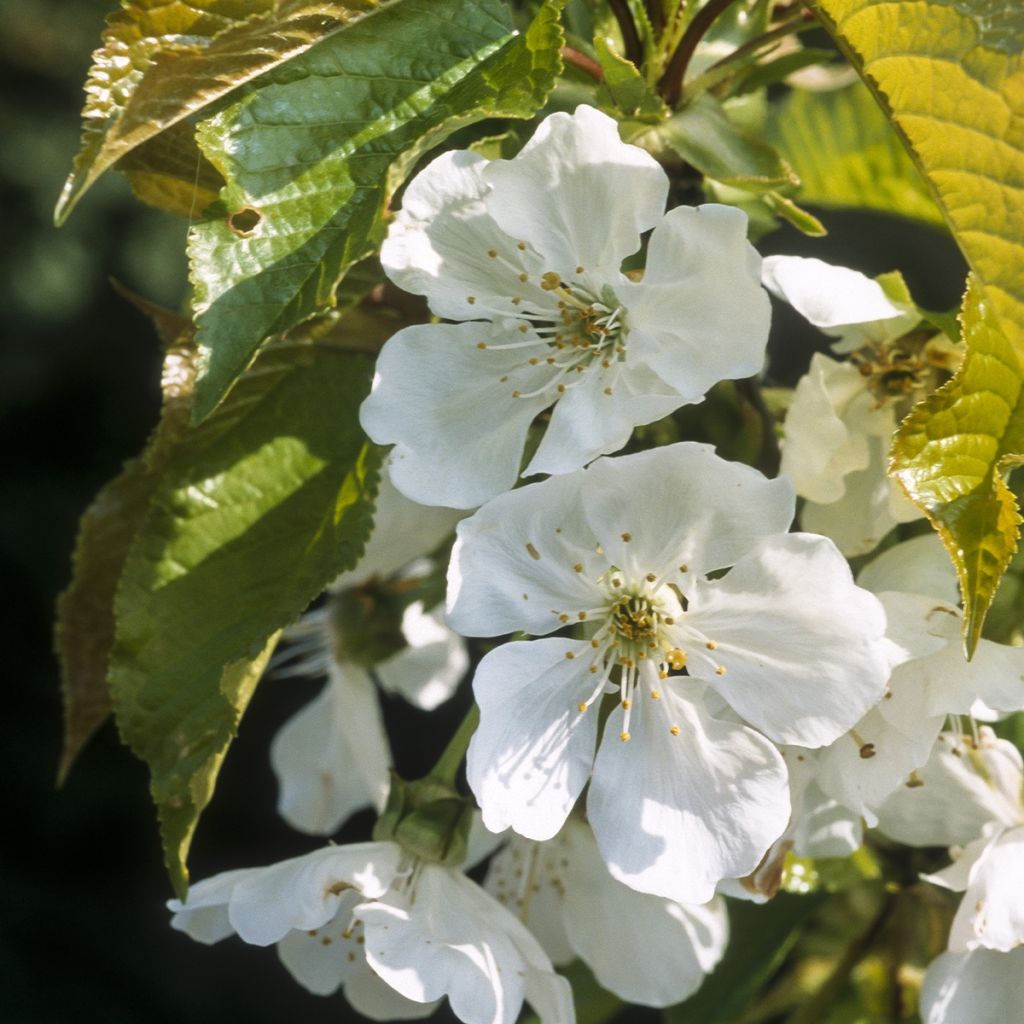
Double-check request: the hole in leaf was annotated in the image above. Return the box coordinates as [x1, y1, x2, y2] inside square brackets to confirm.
[228, 207, 261, 234]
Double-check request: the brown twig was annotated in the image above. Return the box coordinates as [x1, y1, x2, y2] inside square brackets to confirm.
[608, 0, 644, 67]
[658, 0, 738, 107]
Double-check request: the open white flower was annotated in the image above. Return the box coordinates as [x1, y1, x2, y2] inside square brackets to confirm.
[269, 477, 465, 835]
[360, 104, 771, 509]
[486, 817, 728, 1007]
[763, 256, 957, 555]
[447, 442, 896, 904]
[169, 842, 573, 1024]
[920, 947, 1024, 1024]
[813, 535, 1024, 823]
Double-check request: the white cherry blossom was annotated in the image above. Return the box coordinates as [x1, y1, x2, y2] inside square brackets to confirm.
[447, 442, 896, 904]
[763, 255, 957, 555]
[361, 104, 771, 509]
[169, 842, 574, 1024]
[485, 817, 728, 1007]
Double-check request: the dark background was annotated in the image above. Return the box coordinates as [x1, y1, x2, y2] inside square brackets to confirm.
[1, 4, 966, 1022]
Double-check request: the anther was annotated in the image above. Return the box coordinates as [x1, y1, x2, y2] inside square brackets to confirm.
[715, 665, 727, 676]
[670, 725, 680, 736]
[477, 342, 488, 349]
[518, 324, 529, 333]
[578, 611, 587, 620]
[575, 265, 584, 274]
[859, 742, 877, 759]
[525, 543, 541, 560]
[578, 703, 587, 713]
[663, 616, 674, 625]
[666, 649, 686, 671]
[622, 699, 631, 710]
[706, 641, 717, 650]
[621, 532, 632, 542]
[603, 387, 613, 396]
[487, 249, 497, 258]
[645, 572, 656, 582]
[650, 689, 661, 699]
[529, 357, 539, 365]
[511, 390, 521, 398]
[517, 241, 528, 251]
[619, 731, 631, 742]
[559, 613, 570, 624]
[541, 272, 561, 290]
[565, 651, 576, 660]
[574, 563, 584, 573]
[467, 296, 476, 304]
[518, 273, 528, 283]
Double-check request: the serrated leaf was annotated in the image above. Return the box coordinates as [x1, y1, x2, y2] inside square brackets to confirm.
[813, 0, 1024, 355]
[892, 277, 1024, 655]
[814, 0, 1024, 646]
[57, 0, 384, 223]
[117, 120, 224, 218]
[654, 93, 799, 192]
[56, 314, 197, 783]
[188, 0, 564, 421]
[594, 36, 668, 119]
[665, 893, 826, 1023]
[110, 334, 381, 896]
[766, 81, 945, 228]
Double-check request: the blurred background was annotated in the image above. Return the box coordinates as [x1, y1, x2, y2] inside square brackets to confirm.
[1, 3, 966, 1022]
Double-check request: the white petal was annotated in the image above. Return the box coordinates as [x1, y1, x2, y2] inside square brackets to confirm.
[485, 105, 668, 282]
[875, 733, 1023, 848]
[580, 442, 794, 583]
[791, 777, 863, 859]
[762, 256, 914, 340]
[690, 533, 893, 746]
[270, 664, 391, 834]
[588, 685, 790, 905]
[381, 148, 551, 322]
[332, 473, 461, 589]
[276, 894, 368, 995]
[857, 533, 959, 604]
[360, 322, 550, 509]
[359, 865, 570, 1024]
[446, 470, 603, 638]
[523, 360, 683, 477]
[948, 826, 1024, 952]
[346, 964, 441, 1020]
[375, 602, 467, 710]
[622, 204, 770, 402]
[466, 639, 600, 841]
[921, 948, 1024, 1024]
[779, 354, 873, 504]
[484, 835, 576, 966]
[168, 868, 256, 944]
[559, 819, 728, 1006]
[226, 842, 403, 946]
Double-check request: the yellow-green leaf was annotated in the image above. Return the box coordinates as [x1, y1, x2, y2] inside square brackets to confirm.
[56, 0, 382, 223]
[892, 277, 1024, 655]
[767, 80, 945, 228]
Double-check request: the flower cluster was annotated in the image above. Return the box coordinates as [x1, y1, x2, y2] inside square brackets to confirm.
[167, 104, 1024, 1023]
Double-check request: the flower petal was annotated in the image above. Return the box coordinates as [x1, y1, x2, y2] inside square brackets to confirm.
[275, 895, 369, 995]
[359, 865, 570, 1024]
[375, 602, 467, 711]
[580, 442, 794, 583]
[346, 963, 441, 1020]
[360, 322, 550, 508]
[689, 532, 894, 746]
[467, 639, 600, 841]
[588, 685, 790, 905]
[559, 819, 728, 1007]
[168, 868, 256, 944]
[857, 533, 959, 605]
[948, 826, 1024, 952]
[622, 204, 770, 402]
[484, 105, 668, 282]
[920, 948, 1024, 1024]
[447, 471, 602, 638]
[270, 663, 391, 835]
[226, 842, 403, 946]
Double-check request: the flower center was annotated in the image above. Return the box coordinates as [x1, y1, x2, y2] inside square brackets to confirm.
[851, 329, 959, 404]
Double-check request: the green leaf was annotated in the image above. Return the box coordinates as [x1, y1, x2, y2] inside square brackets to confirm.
[766, 81, 945, 228]
[666, 893, 826, 1023]
[188, 0, 564, 420]
[812, 0, 1024, 362]
[653, 93, 799, 192]
[117, 120, 224, 219]
[594, 36, 668, 119]
[110, 335, 381, 896]
[56, 0, 384, 223]
[56, 308, 195, 783]
[891, 277, 1024, 655]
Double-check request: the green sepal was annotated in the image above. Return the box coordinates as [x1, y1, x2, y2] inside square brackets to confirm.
[373, 773, 474, 868]
[594, 36, 668, 120]
[329, 585, 409, 669]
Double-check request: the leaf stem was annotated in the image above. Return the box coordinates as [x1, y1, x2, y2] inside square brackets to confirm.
[659, 0, 738, 107]
[561, 46, 605, 82]
[429, 703, 480, 788]
[608, 0, 644, 68]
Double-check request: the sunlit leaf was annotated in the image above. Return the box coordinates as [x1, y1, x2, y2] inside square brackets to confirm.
[110, 333, 381, 896]
[56, 0, 383, 223]
[767, 80, 944, 228]
[594, 35, 668, 120]
[892, 277, 1024, 655]
[188, 0, 564, 420]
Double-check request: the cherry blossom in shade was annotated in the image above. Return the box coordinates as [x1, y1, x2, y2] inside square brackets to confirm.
[361, 105, 771, 509]
[168, 842, 573, 1024]
[447, 442, 896, 903]
[762, 255, 961, 555]
[485, 818, 728, 1007]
